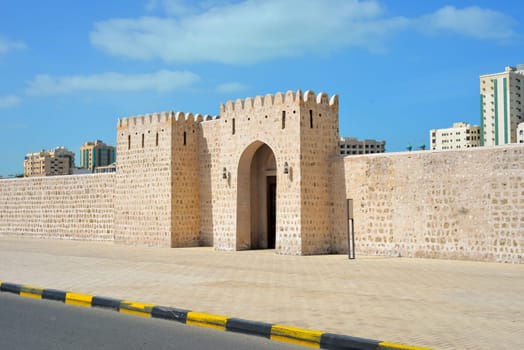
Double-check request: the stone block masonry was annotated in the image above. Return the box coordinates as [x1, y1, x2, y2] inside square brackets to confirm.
[331, 145, 524, 263]
[115, 113, 174, 247]
[171, 112, 203, 248]
[1, 88, 523, 263]
[299, 92, 339, 254]
[213, 90, 339, 255]
[0, 174, 114, 241]
[115, 112, 212, 248]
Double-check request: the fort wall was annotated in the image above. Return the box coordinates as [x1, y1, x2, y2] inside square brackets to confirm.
[115, 113, 173, 246]
[216, 90, 337, 254]
[199, 118, 221, 246]
[299, 91, 339, 254]
[171, 112, 203, 247]
[2, 89, 523, 263]
[332, 145, 524, 263]
[215, 91, 305, 253]
[0, 174, 114, 241]
[115, 112, 212, 247]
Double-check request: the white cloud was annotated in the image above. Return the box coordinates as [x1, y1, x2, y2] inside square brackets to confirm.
[91, 1, 519, 65]
[25, 70, 200, 95]
[0, 95, 21, 108]
[90, 0, 409, 64]
[420, 6, 516, 40]
[216, 82, 249, 93]
[0, 36, 26, 56]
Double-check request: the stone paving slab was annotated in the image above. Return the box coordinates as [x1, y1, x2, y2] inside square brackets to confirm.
[0, 238, 523, 350]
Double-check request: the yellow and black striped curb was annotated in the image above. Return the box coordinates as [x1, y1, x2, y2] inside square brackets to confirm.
[0, 280, 431, 350]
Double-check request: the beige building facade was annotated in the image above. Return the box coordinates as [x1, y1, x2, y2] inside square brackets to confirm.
[480, 65, 524, 146]
[430, 122, 481, 150]
[339, 137, 386, 155]
[24, 146, 75, 177]
[2, 89, 524, 262]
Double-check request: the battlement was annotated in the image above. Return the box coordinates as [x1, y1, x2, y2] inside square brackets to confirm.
[220, 89, 338, 114]
[117, 112, 218, 130]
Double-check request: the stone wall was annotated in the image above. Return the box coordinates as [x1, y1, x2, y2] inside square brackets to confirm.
[199, 119, 221, 247]
[299, 92, 339, 254]
[3, 89, 523, 263]
[331, 145, 524, 263]
[215, 90, 328, 255]
[171, 113, 203, 247]
[115, 114, 173, 247]
[0, 174, 114, 241]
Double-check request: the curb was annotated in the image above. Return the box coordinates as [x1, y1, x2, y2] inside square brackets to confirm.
[0, 280, 431, 350]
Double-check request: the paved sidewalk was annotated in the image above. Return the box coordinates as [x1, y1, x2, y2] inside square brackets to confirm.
[1, 238, 523, 350]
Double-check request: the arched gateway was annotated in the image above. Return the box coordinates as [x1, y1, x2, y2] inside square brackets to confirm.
[114, 89, 339, 255]
[236, 141, 277, 250]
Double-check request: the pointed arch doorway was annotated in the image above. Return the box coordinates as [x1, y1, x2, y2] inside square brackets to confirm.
[236, 141, 277, 250]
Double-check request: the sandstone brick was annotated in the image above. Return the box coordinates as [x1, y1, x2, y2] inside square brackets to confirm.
[0, 174, 114, 241]
[1, 90, 523, 263]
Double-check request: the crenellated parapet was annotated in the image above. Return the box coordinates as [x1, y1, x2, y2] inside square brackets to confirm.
[219, 89, 338, 114]
[117, 112, 218, 130]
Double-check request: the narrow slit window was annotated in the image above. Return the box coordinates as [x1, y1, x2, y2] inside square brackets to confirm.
[232, 118, 236, 135]
[141, 134, 144, 148]
[282, 111, 286, 129]
[309, 109, 313, 128]
[128, 135, 131, 150]
[155, 132, 159, 146]
[183, 131, 187, 145]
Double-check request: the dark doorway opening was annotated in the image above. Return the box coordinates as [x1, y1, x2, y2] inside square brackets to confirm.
[267, 176, 276, 249]
[236, 142, 277, 250]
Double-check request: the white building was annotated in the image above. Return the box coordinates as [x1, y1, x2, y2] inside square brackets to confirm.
[480, 65, 524, 146]
[339, 137, 386, 155]
[430, 122, 481, 151]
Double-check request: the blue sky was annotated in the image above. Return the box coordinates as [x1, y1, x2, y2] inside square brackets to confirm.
[0, 0, 523, 175]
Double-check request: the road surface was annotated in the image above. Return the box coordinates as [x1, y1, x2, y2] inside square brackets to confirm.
[0, 293, 305, 350]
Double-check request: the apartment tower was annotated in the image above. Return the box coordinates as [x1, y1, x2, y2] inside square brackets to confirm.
[80, 140, 116, 172]
[480, 65, 524, 146]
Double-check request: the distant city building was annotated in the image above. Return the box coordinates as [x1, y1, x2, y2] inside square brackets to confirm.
[517, 123, 524, 144]
[71, 167, 92, 175]
[94, 162, 116, 174]
[24, 146, 75, 177]
[430, 122, 481, 151]
[480, 65, 524, 146]
[80, 140, 116, 172]
[339, 137, 386, 155]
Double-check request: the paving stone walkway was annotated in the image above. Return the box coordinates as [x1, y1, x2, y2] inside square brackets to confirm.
[1, 238, 523, 350]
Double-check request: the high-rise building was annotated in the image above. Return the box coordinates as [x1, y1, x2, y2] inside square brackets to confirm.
[480, 65, 524, 146]
[339, 137, 386, 155]
[24, 146, 75, 177]
[430, 122, 481, 151]
[80, 140, 115, 172]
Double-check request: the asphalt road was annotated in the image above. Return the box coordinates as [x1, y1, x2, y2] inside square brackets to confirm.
[0, 293, 305, 350]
